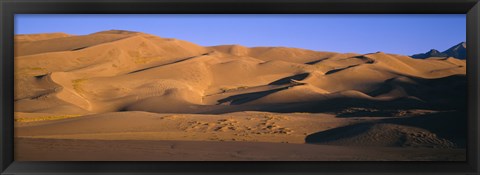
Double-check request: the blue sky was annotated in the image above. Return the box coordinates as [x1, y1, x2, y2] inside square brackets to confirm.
[15, 14, 465, 55]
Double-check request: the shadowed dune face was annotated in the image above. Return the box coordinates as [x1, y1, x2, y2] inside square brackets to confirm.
[306, 111, 466, 148]
[306, 123, 456, 148]
[13, 30, 467, 161]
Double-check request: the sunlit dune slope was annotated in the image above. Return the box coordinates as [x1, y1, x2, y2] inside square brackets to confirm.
[15, 30, 466, 115]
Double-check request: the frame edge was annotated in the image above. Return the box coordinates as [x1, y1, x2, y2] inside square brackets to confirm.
[1, 0, 15, 174]
[1, 0, 479, 174]
[467, 1, 480, 174]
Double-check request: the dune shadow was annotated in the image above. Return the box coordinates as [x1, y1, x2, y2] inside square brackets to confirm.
[71, 46, 89, 51]
[311, 97, 430, 114]
[217, 86, 290, 105]
[353, 55, 375, 64]
[381, 111, 467, 147]
[305, 59, 326, 65]
[336, 109, 399, 118]
[34, 74, 48, 79]
[366, 74, 466, 110]
[268, 73, 310, 85]
[325, 64, 359, 75]
[128, 52, 210, 74]
[305, 123, 373, 144]
[305, 111, 466, 148]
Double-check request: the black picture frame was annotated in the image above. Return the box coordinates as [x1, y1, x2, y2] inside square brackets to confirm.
[1, 0, 479, 174]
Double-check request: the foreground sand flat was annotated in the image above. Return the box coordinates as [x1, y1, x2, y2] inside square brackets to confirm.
[15, 138, 465, 161]
[14, 30, 467, 161]
[15, 111, 466, 161]
[16, 112, 352, 143]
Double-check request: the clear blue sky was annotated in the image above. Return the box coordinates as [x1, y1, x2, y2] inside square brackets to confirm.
[15, 14, 465, 55]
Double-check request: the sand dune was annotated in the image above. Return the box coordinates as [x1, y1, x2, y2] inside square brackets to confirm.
[14, 30, 467, 161]
[15, 32, 72, 43]
[15, 30, 466, 115]
[306, 123, 455, 148]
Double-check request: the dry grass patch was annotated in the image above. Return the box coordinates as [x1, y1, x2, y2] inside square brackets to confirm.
[72, 79, 87, 93]
[220, 86, 249, 93]
[15, 114, 82, 123]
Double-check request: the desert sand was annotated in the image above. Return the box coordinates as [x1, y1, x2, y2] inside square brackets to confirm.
[14, 30, 467, 161]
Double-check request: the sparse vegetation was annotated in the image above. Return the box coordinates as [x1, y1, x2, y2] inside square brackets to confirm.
[28, 67, 46, 71]
[72, 78, 87, 93]
[15, 67, 48, 77]
[220, 86, 249, 93]
[134, 55, 163, 64]
[15, 114, 82, 122]
[134, 57, 152, 64]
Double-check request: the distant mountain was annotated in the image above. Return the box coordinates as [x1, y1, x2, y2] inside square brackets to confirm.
[443, 42, 466, 59]
[411, 49, 448, 59]
[411, 42, 466, 59]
